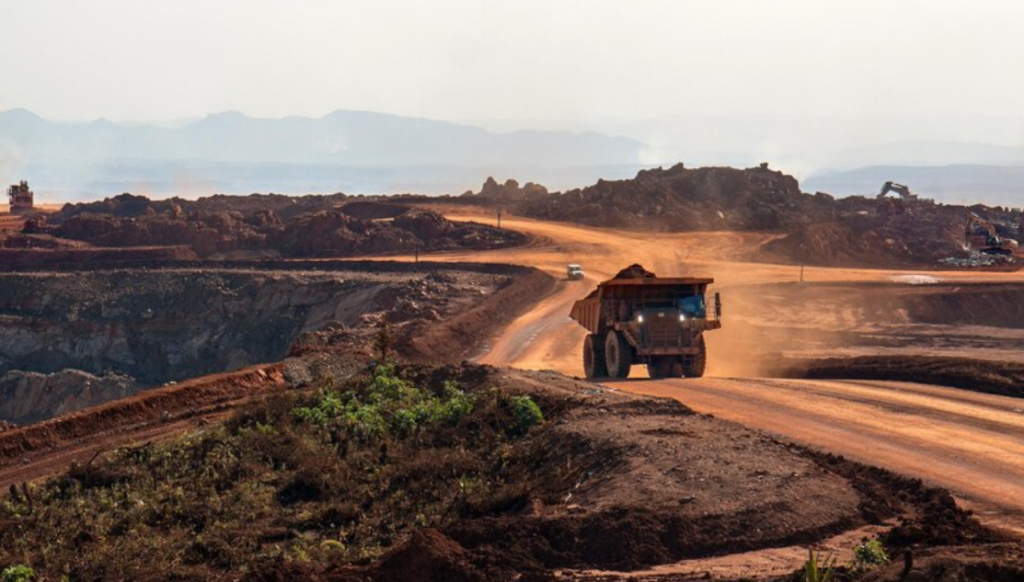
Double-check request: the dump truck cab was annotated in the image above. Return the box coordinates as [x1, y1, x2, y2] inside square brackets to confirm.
[566, 264, 585, 280]
[570, 266, 721, 379]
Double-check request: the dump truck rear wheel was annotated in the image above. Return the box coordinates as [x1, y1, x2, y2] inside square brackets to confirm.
[647, 356, 675, 379]
[605, 331, 632, 378]
[682, 336, 707, 378]
[583, 334, 607, 379]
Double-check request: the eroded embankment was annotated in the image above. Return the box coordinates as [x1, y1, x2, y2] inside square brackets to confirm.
[0, 260, 555, 424]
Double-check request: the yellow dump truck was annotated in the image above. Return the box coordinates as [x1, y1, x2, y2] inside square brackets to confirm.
[569, 265, 721, 379]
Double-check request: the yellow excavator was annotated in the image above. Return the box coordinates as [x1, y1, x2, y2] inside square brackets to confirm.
[966, 213, 1018, 256]
[877, 181, 917, 200]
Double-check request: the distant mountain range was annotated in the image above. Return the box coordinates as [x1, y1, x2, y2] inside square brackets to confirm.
[0, 109, 646, 200]
[3, 108, 1024, 207]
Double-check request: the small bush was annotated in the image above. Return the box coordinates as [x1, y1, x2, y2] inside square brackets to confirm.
[291, 365, 475, 443]
[508, 395, 544, 435]
[852, 538, 889, 571]
[1, 565, 35, 582]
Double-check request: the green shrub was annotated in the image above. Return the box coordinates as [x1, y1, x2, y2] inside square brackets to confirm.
[2, 565, 36, 582]
[508, 395, 544, 435]
[292, 365, 475, 442]
[852, 538, 889, 571]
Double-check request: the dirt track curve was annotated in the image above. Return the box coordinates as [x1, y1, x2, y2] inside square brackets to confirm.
[391, 208, 1024, 535]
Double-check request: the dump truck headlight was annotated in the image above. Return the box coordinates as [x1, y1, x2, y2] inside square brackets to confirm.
[679, 314, 687, 322]
[637, 314, 644, 323]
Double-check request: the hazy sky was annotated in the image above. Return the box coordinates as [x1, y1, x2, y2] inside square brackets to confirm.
[3, 0, 1024, 165]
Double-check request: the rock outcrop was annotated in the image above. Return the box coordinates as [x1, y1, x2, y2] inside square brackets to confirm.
[0, 370, 137, 424]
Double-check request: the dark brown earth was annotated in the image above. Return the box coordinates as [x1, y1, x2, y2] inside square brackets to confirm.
[36, 192, 524, 258]
[781, 355, 1024, 399]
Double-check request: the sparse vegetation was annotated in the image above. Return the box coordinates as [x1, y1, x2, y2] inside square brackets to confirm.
[1, 566, 35, 582]
[802, 549, 837, 582]
[852, 538, 890, 571]
[0, 364, 552, 580]
[508, 394, 544, 435]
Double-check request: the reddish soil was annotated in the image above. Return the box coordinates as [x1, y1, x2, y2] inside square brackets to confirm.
[333, 367, 994, 581]
[0, 363, 287, 489]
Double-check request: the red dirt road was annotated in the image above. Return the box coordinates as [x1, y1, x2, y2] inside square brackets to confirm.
[397, 210, 1024, 535]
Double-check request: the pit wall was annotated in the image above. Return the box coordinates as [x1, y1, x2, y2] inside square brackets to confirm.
[0, 260, 556, 425]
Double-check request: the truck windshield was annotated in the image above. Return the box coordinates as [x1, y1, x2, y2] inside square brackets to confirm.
[679, 295, 706, 318]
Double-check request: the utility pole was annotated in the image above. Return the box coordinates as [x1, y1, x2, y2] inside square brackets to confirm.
[497, 209, 503, 229]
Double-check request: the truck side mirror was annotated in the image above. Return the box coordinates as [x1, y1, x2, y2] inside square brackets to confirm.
[715, 292, 722, 318]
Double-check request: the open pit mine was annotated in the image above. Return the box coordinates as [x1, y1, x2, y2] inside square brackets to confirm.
[0, 167, 1023, 581]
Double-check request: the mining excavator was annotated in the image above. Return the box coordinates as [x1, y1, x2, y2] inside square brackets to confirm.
[966, 213, 1018, 256]
[570, 264, 721, 380]
[877, 181, 917, 200]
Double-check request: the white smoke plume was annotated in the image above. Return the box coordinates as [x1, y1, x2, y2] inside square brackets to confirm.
[0, 141, 26, 188]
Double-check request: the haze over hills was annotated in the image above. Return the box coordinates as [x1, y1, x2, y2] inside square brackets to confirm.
[0, 109, 646, 201]
[2, 108, 1024, 206]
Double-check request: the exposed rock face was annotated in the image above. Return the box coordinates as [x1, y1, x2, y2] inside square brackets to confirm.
[467, 176, 549, 200]
[0, 264, 531, 423]
[0, 270, 400, 386]
[0, 370, 137, 424]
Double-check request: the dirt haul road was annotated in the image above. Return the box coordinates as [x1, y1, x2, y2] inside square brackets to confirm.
[381, 209, 1024, 534]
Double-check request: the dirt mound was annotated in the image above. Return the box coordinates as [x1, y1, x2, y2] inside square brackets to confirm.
[857, 543, 1024, 582]
[760, 203, 975, 267]
[450, 163, 1022, 267]
[516, 163, 813, 231]
[339, 200, 410, 220]
[47, 194, 525, 258]
[613, 263, 657, 279]
[374, 529, 483, 582]
[783, 355, 1024, 399]
[58, 192, 347, 221]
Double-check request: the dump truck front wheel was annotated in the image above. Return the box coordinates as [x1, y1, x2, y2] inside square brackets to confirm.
[647, 356, 677, 379]
[583, 334, 608, 379]
[682, 335, 707, 378]
[605, 331, 632, 378]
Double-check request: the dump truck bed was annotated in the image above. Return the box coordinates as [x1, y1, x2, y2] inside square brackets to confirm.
[570, 277, 715, 334]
